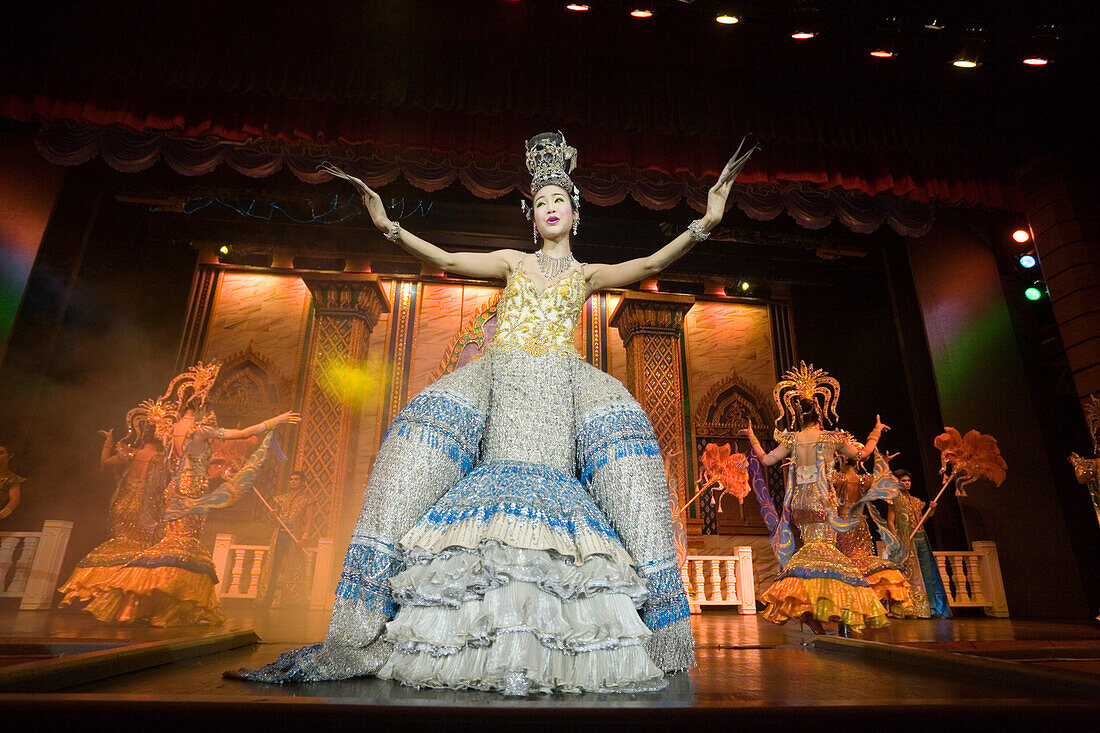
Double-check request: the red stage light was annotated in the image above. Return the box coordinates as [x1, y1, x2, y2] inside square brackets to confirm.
[631, 9, 654, 18]
[870, 50, 895, 58]
[1012, 229, 1031, 244]
[1022, 57, 1049, 66]
[791, 31, 816, 40]
[566, 3, 589, 10]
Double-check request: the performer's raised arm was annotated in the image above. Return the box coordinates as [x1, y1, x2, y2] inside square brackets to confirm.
[583, 156, 740, 294]
[838, 415, 889, 461]
[742, 420, 790, 467]
[329, 167, 520, 280]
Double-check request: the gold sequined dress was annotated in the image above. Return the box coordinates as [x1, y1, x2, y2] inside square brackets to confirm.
[83, 428, 226, 626]
[58, 447, 165, 607]
[235, 255, 693, 693]
[759, 432, 888, 630]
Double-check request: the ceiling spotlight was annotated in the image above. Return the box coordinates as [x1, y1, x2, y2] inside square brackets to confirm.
[791, 30, 816, 40]
[869, 17, 900, 59]
[1019, 253, 1037, 269]
[566, 3, 590, 10]
[1012, 228, 1031, 244]
[953, 28, 984, 68]
[716, 14, 739, 25]
[630, 9, 654, 18]
[924, 18, 945, 30]
[1022, 25, 1059, 66]
[219, 245, 230, 255]
[1024, 283, 1044, 301]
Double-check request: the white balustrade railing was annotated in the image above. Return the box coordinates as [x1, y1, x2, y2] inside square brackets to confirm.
[933, 541, 1009, 617]
[681, 546, 757, 615]
[0, 520, 73, 610]
[212, 534, 335, 610]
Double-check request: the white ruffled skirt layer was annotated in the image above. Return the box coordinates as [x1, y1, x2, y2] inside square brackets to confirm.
[376, 461, 667, 694]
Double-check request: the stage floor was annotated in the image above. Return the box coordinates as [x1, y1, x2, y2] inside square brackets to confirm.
[1, 603, 1098, 728]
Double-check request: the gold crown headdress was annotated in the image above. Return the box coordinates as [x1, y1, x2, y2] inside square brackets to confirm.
[162, 361, 221, 412]
[132, 396, 178, 449]
[524, 131, 580, 212]
[773, 361, 841, 429]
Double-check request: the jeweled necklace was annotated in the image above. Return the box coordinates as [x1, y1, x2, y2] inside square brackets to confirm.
[536, 250, 575, 280]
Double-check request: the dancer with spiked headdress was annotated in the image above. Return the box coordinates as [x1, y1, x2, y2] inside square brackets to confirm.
[81, 362, 299, 626]
[743, 362, 890, 636]
[231, 133, 755, 693]
[57, 404, 168, 609]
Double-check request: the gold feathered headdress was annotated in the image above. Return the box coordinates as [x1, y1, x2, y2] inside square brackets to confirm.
[162, 361, 221, 411]
[773, 361, 840, 429]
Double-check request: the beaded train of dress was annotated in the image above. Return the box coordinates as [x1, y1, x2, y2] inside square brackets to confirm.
[233, 258, 692, 692]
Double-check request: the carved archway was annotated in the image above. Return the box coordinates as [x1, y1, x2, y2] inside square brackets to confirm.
[207, 343, 294, 425]
[693, 372, 778, 535]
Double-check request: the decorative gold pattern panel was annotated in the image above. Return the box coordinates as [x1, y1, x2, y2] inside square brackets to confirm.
[294, 275, 390, 541]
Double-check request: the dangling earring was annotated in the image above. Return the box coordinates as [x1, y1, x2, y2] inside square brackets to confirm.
[571, 217, 579, 237]
[533, 220, 539, 248]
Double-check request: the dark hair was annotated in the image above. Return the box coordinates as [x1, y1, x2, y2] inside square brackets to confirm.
[780, 396, 830, 431]
[893, 468, 912, 479]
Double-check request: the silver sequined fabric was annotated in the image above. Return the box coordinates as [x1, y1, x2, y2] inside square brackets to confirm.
[231, 263, 693, 690]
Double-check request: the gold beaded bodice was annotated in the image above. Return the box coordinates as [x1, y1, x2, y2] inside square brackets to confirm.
[489, 258, 586, 358]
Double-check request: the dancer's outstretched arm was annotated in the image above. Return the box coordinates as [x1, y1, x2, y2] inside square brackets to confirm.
[838, 415, 889, 461]
[334, 169, 520, 280]
[741, 421, 790, 467]
[197, 412, 301, 441]
[584, 156, 739, 293]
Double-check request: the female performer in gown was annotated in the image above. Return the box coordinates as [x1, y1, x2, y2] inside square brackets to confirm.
[233, 133, 748, 694]
[58, 414, 166, 609]
[743, 363, 890, 636]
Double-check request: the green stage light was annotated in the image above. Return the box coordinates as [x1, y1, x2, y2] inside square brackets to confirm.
[1024, 286, 1043, 301]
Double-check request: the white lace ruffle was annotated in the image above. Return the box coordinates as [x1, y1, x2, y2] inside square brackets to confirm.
[385, 579, 652, 653]
[380, 580, 664, 693]
[392, 539, 648, 609]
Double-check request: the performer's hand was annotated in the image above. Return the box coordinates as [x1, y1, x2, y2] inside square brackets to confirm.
[277, 412, 302, 426]
[319, 163, 393, 234]
[98, 429, 114, 442]
[874, 415, 890, 434]
[739, 420, 755, 439]
[340, 174, 392, 233]
[703, 158, 738, 228]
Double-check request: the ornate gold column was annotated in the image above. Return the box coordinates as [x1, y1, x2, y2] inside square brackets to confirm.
[295, 274, 390, 541]
[609, 291, 696, 527]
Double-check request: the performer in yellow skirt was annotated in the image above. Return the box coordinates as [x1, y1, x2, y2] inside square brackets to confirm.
[58, 414, 166, 608]
[744, 363, 889, 636]
[81, 363, 299, 626]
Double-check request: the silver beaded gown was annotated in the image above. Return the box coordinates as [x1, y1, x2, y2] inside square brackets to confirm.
[235, 257, 693, 693]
